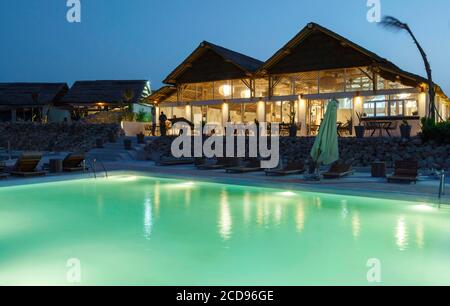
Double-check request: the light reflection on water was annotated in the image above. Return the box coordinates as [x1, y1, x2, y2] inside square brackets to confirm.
[219, 190, 232, 241]
[295, 202, 305, 233]
[143, 195, 153, 240]
[396, 216, 409, 251]
[352, 211, 361, 239]
[141, 181, 430, 254]
[1, 176, 447, 285]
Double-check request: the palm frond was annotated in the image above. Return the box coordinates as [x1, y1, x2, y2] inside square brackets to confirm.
[380, 16, 407, 32]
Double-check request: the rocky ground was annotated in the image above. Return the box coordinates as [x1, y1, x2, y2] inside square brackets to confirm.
[145, 136, 450, 170]
[0, 122, 123, 152]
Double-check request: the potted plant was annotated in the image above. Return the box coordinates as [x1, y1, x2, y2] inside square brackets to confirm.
[354, 112, 366, 138]
[124, 138, 133, 150]
[346, 117, 353, 136]
[288, 111, 298, 137]
[137, 132, 145, 144]
[400, 120, 412, 139]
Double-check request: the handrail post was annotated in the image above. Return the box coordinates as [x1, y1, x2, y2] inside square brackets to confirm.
[93, 159, 97, 179]
[438, 170, 446, 199]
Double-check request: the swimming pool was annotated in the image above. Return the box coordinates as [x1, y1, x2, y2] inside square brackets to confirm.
[0, 175, 449, 285]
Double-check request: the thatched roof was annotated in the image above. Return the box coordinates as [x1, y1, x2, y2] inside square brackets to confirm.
[163, 41, 263, 84]
[0, 83, 68, 107]
[147, 86, 177, 104]
[60, 80, 151, 106]
[258, 22, 429, 88]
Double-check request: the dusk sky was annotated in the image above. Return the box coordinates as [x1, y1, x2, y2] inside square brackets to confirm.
[1, 0, 449, 93]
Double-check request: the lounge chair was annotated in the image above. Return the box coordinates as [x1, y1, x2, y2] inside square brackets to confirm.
[0, 162, 8, 179]
[387, 160, 418, 184]
[152, 153, 194, 166]
[226, 158, 262, 174]
[265, 160, 305, 176]
[63, 153, 86, 172]
[8, 153, 46, 177]
[323, 160, 354, 179]
[197, 157, 232, 170]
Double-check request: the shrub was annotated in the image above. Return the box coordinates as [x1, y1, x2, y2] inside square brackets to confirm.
[420, 117, 450, 144]
[136, 110, 150, 122]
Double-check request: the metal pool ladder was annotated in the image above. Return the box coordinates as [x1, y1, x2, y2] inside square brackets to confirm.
[85, 158, 108, 179]
[438, 170, 446, 199]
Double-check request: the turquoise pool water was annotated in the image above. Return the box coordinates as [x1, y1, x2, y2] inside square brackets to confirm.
[0, 175, 449, 285]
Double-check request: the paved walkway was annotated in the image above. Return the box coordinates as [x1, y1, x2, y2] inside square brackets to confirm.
[104, 161, 450, 205]
[1, 157, 449, 205]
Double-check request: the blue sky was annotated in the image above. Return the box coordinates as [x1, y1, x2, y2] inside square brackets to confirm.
[0, 0, 449, 93]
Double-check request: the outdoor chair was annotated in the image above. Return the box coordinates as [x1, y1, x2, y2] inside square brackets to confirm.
[265, 159, 306, 176]
[152, 152, 194, 166]
[226, 158, 262, 174]
[8, 153, 46, 177]
[63, 153, 86, 172]
[196, 157, 231, 170]
[323, 159, 354, 179]
[387, 160, 418, 184]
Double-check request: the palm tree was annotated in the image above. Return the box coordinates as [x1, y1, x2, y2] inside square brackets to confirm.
[380, 16, 437, 121]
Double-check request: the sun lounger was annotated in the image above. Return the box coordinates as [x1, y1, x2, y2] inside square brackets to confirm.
[197, 157, 231, 170]
[387, 160, 418, 184]
[8, 153, 46, 177]
[152, 153, 193, 166]
[226, 158, 262, 173]
[63, 153, 86, 172]
[265, 160, 305, 176]
[323, 160, 354, 179]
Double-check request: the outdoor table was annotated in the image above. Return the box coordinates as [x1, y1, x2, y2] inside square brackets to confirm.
[367, 121, 393, 137]
[49, 159, 63, 173]
[371, 162, 386, 178]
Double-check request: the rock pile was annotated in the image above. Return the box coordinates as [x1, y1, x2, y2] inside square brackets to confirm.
[0, 122, 123, 152]
[145, 136, 450, 169]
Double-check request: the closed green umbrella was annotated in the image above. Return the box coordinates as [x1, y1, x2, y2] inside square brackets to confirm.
[310, 99, 339, 166]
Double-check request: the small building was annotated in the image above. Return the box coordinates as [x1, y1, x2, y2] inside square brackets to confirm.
[60, 80, 152, 118]
[0, 83, 69, 122]
[150, 23, 450, 136]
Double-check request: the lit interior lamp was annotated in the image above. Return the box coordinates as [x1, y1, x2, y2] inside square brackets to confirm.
[219, 84, 232, 97]
[240, 89, 251, 99]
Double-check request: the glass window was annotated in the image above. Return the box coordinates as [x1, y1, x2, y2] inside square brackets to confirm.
[282, 101, 294, 124]
[255, 78, 269, 98]
[196, 82, 214, 100]
[229, 103, 242, 124]
[364, 103, 376, 117]
[233, 79, 251, 99]
[267, 101, 282, 123]
[405, 100, 419, 116]
[243, 103, 257, 124]
[172, 106, 186, 119]
[214, 81, 233, 100]
[345, 67, 373, 92]
[294, 71, 318, 95]
[160, 107, 173, 119]
[319, 69, 345, 93]
[206, 105, 222, 127]
[192, 106, 203, 125]
[273, 77, 292, 96]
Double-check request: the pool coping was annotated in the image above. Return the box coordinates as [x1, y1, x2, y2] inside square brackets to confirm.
[1, 168, 447, 206]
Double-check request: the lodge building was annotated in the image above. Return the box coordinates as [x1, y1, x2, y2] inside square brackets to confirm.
[149, 23, 449, 136]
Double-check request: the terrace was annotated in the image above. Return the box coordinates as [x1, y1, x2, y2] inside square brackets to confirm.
[149, 23, 449, 137]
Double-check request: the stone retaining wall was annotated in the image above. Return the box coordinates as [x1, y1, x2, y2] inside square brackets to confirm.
[145, 136, 450, 170]
[0, 123, 123, 152]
